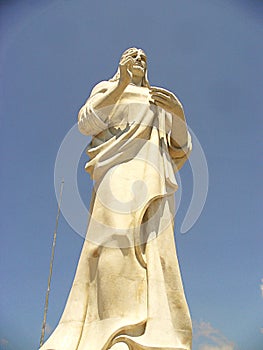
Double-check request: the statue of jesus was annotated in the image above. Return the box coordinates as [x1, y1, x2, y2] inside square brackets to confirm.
[40, 47, 193, 350]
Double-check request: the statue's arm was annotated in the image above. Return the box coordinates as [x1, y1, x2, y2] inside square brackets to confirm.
[78, 56, 135, 136]
[78, 81, 126, 136]
[170, 102, 189, 149]
[150, 87, 189, 148]
[168, 101, 192, 170]
[168, 100, 192, 168]
[89, 53, 135, 111]
[150, 86, 192, 169]
[90, 81, 127, 110]
[78, 81, 109, 136]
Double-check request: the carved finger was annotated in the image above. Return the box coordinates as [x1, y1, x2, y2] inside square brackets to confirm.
[120, 57, 134, 67]
[151, 92, 171, 103]
[150, 87, 172, 97]
[151, 94, 170, 104]
[154, 100, 169, 111]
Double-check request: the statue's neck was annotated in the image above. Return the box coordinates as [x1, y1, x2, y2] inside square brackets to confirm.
[131, 76, 143, 86]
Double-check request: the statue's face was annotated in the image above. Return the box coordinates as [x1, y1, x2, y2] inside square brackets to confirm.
[123, 48, 147, 79]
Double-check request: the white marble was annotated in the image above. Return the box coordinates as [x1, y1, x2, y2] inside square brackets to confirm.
[40, 48, 192, 350]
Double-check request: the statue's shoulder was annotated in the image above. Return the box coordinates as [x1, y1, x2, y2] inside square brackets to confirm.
[90, 80, 115, 97]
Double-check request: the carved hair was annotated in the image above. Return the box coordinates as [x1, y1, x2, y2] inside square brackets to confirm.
[109, 47, 150, 88]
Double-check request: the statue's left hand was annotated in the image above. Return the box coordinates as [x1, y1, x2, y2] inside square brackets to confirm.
[150, 87, 182, 116]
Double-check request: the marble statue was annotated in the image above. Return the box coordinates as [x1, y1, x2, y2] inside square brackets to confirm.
[40, 47, 192, 350]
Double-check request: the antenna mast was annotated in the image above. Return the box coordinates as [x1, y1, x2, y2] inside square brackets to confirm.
[39, 179, 64, 347]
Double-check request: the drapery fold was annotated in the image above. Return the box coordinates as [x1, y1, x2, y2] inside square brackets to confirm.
[40, 82, 192, 350]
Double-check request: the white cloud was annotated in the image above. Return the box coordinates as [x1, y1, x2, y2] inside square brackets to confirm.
[0, 338, 8, 347]
[45, 323, 52, 335]
[199, 346, 234, 350]
[260, 280, 263, 337]
[193, 320, 237, 350]
[194, 320, 220, 338]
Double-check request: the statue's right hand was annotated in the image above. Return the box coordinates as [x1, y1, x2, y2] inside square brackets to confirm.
[118, 56, 134, 86]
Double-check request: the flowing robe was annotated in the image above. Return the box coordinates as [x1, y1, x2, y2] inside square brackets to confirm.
[40, 81, 192, 350]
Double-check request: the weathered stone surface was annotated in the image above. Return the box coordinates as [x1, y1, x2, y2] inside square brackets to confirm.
[40, 48, 192, 350]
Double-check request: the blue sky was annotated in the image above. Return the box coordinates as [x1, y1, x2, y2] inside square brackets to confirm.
[0, 0, 262, 349]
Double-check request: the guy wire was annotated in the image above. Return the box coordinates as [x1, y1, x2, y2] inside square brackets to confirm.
[39, 179, 64, 347]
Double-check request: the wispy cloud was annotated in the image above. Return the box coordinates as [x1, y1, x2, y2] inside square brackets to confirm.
[0, 338, 9, 347]
[199, 346, 234, 350]
[260, 280, 263, 335]
[193, 320, 237, 350]
[45, 323, 52, 335]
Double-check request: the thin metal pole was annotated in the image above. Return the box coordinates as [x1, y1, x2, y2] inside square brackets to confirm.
[39, 179, 64, 347]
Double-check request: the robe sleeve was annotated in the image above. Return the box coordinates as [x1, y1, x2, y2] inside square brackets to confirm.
[78, 81, 111, 136]
[168, 131, 192, 171]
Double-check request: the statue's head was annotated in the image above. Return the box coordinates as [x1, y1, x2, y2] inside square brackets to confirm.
[110, 47, 150, 88]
